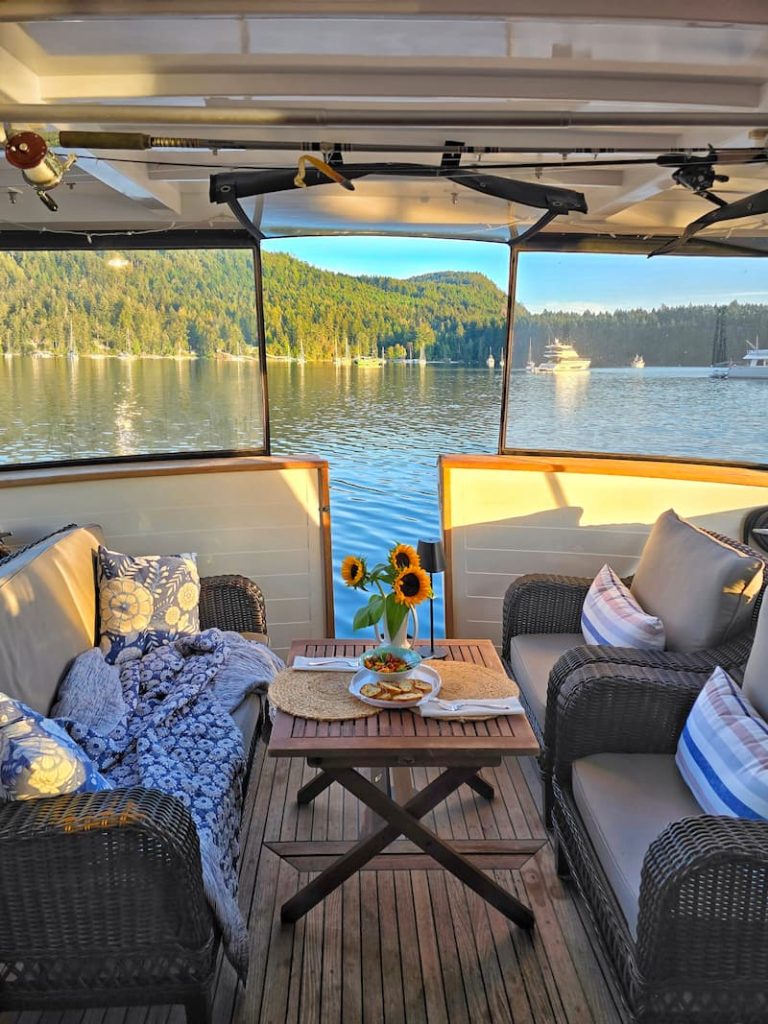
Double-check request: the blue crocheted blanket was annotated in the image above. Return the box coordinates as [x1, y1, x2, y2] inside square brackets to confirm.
[55, 629, 283, 980]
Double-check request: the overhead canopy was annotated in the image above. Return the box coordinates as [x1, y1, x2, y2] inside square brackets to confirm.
[3, 3, 768, 249]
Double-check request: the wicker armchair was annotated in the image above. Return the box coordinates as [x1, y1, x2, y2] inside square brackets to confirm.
[550, 663, 768, 1023]
[502, 533, 767, 823]
[0, 572, 268, 1024]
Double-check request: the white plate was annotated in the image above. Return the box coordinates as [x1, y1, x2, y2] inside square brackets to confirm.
[349, 664, 441, 709]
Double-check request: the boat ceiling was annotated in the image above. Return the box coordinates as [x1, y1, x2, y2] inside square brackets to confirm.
[4, 2, 768, 247]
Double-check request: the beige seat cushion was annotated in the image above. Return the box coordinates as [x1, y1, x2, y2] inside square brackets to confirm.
[572, 753, 702, 937]
[0, 525, 103, 714]
[743, 594, 768, 720]
[630, 509, 763, 653]
[508, 633, 584, 731]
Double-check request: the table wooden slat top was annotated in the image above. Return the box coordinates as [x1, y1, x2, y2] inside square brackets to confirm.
[269, 638, 540, 761]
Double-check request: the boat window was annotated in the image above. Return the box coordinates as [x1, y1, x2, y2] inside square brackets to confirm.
[503, 251, 768, 467]
[0, 248, 267, 467]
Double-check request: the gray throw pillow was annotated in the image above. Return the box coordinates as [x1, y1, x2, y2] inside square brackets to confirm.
[743, 595, 768, 720]
[630, 509, 763, 653]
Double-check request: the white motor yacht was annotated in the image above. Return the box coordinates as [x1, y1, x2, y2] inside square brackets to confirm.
[535, 339, 591, 373]
[729, 341, 768, 379]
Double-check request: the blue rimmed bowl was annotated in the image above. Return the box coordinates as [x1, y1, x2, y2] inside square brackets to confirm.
[359, 644, 422, 681]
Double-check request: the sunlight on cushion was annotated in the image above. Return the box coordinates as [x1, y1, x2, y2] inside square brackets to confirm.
[0, 692, 112, 800]
[97, 546, 200, 664]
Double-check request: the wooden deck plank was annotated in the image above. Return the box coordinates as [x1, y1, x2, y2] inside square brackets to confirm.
[359, 872, 385, 1024]
[409, 872, 450, 1024]
[424, 871, 471, 1024]
[297, 872, 325, 1024]
[320, 883, 343, 1023]
[393, 873, 428, 1024]
[376, 872, 406, 1023]
[443, 873, 491, 1020]
[340, 876, 363, 1024]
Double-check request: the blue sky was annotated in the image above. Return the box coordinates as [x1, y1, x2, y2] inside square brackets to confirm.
[264, 236, 768, 312]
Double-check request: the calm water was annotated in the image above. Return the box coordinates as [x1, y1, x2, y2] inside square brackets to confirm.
[1, 357, 766, 635]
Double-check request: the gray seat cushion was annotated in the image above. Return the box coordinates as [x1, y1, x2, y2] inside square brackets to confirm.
[572, 753, 702, 937]
[508, 633, 584, 731]
[744, 593, 768, 720]
[630, 509, 763, 653]
[231, 692, 264, 764]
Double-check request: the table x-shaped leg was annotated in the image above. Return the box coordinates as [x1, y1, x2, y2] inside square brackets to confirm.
[281, 764, 534, 930]
[296, 766, 494, 805]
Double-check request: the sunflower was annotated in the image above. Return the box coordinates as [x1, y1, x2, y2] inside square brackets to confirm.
[101, 578, 153, 631]
[177, 581, 200, 611]
[393, 566, 431, 607]
[341, 554, 367, 588]
[390, 543, 420, 573]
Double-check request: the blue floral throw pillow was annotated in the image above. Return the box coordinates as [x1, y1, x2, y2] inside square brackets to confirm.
[0, 692, 112, 800]
[98, 545, 201, 664]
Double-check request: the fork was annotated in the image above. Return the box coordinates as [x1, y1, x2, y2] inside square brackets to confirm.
[302, 657, 359, 666]
[430, 699, 520, 712]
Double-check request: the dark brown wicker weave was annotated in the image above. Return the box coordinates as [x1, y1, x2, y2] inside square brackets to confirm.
[199, 572, 268, 636]
[551, 660, 768, 1023]
[0, 573, 269, 1024]
[502, 533, 767, 822]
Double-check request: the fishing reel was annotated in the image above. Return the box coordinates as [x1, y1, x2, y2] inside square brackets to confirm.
[4, 130, 76, 212]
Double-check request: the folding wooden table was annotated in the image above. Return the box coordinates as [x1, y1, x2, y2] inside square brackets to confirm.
[267, 638, 543, 926]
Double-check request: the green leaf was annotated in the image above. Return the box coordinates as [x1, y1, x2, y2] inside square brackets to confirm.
[384, 594, 408, 639]
[352, 594, 385, 631]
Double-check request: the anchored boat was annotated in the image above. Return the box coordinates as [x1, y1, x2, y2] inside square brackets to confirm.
[729, 341, 768, 379]
[534, 339, 591, 373]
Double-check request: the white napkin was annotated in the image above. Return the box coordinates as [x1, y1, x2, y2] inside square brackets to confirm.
[417, 696, 524, 719]
[292, 655, 360, 672]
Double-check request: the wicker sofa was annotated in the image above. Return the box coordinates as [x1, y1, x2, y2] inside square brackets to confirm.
[549, 590, 768, 1024]
[0, 524, 269, 1024]
[502, 527, 767, 823]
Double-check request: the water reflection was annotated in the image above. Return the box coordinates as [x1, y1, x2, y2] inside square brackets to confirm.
[1, 358, 765, 634]
[552, 372, 589, 416]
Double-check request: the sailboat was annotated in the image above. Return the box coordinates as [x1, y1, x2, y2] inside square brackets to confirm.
[631, 353, 645, 368]
[66, 316, 78, 362]
[296, 340, 306, 364]
[499, 350, 505, 369]
[526, 339, 537, 373]
[486, 349, 495, 368]
[418, 345, 427, 366]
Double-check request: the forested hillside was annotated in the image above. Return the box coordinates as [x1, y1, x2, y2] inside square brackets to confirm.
[0, 247, 762, 366]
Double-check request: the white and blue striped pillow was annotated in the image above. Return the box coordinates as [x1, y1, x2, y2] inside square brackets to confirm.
[581, 564, 666, 649]
[677, 667, 768, 820]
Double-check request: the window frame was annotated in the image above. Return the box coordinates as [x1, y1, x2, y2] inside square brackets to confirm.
[498, 236, 768, 471]
[0, 230, 271, 471]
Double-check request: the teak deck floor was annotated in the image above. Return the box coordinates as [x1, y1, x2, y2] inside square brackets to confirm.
[1, 736, 630, 1024]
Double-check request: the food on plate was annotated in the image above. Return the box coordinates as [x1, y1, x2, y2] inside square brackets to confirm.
[357, 676, 433, 703]
[363, 651, 410, 673]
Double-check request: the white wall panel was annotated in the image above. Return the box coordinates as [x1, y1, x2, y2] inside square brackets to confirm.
[442, 456, 768, 650]
[0, 457, 331, 658]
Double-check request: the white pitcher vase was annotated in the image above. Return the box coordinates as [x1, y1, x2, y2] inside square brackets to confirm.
[374, 607, 418, 649]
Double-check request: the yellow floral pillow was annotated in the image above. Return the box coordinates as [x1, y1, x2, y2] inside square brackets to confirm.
[98, 546, 201, 664]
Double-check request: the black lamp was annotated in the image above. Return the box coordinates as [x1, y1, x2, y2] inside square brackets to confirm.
[417, 538, 447, 660]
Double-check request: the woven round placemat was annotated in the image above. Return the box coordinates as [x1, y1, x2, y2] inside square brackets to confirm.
[269, 668, 380, 720]
[422, 659, 519, 700]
